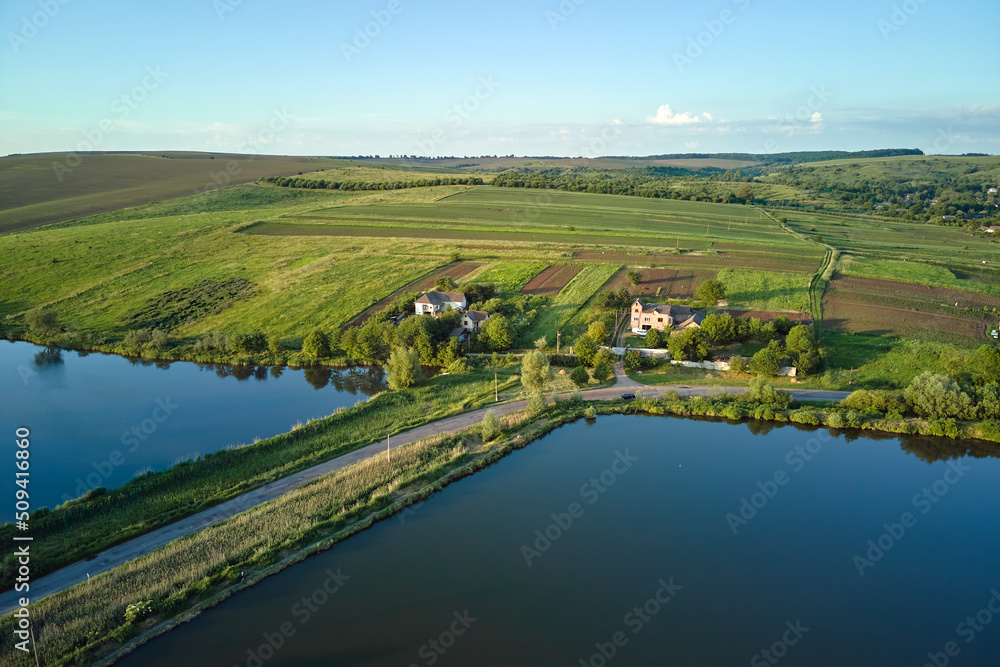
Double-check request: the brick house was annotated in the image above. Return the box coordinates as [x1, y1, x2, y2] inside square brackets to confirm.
[414, 291, 467, 315]
[630, 299, 704, 334]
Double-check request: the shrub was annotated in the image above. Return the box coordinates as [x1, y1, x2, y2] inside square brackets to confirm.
[480, 410, 499, 441]
[570, 365, 590, 387]
[825, 411, 845, 429]
[230, 331, 267, 355]
[527, 394, 547, 416]
[574, 334, 599, 366]
[520, 350, 553, 393]
[624, 350, 641, 370]
[124, 600, 155, 624]
[789, 409, 821, 426]
[749, 346, 781, 376]
[645, 328, 663, 349]
[584, 406, 597, 419]
[301, 330, 332, 359]
[25, 308, 58, 334]
[904, 372, 975, 419]
[845, 410, 864, 428]
[194, 331, 230, 353]
[842, 389, 907, 415]
[743, 375, 792, 405]
[445, 358, 471, 374]
[592, 359, 613, 383]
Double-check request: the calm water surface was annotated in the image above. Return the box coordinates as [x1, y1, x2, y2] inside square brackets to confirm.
[0, 341, 384, 508]
[118, 415, 1000, 667]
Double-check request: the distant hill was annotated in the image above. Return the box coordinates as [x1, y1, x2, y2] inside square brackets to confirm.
[605, 149, 925, 165]
[0, 151, 343, 233]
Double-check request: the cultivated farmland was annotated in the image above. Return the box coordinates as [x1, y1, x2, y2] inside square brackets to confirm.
[822, 273, 998, 343]
[520, 265, 583, 296]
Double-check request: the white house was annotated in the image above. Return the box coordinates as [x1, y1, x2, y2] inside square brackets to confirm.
[461, 310, 489, 332]
[414, 291, 466, 315]
[630, 298, 704, 334]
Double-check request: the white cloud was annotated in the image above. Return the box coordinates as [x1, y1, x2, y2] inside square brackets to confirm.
[684, 141, 699, 148]
[810, 112, 823, 124]
[647, 104, 713, 126]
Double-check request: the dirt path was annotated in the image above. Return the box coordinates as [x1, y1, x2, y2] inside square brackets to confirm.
[0, 382, 849, 615]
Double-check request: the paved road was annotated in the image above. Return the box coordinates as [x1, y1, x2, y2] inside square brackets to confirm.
[0, 378, 849, 615]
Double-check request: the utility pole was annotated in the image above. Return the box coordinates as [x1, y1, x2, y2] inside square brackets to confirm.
[30, 626, 40, 667]
[387, 432, 390, 462]
[556, 330, 561, 355]
[495, 372, 498, 401]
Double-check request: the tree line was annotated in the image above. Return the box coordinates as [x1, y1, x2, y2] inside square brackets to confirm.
[258, 175, 485, 191]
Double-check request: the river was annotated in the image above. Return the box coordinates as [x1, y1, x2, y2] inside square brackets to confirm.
[0, 340, 385, 508]
[116, 414, 1000, 666]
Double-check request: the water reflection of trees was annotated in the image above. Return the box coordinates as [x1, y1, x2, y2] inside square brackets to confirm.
[33, 346, 63, 367]
[899, 434, 1000, 463]
[192, 362, 386, 396]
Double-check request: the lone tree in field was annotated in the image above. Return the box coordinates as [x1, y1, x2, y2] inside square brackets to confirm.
[434, 275, 458, 291]
[520, 350, 553, 394]
[301, 330, 331, 359]
[736, 183, 754, 202]
[695, 279, 726, 305]
[25, 308, 58, 335]
[627, 269, 643, 286]
[570, 365, 590, 387]
[387, 346, 424, 390]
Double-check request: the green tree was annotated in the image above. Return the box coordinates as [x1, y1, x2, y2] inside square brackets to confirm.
[667, 327, 709, 361]
[534, 335, 548, 351]
[434, 275, 458, 291]
[627, 269, 643, 286]
[527, 394, 547, 415]
[25, 308, 58, 334]
[904, 372, 975, 419]
[570, 365, 590, 387]
[587, 320, 608, 345]
[700, 312, 738, 344]
[695, 279, 726, 305]
[971, 345, 1000, 385]
[481, 314, 514, 351]
[574, 334, 599, 366]
[301, 330, 331, 359]
[736, 183, 754, 202]
[480, 409, 499, 441]
[744, 375, 792, 405]
[520, 350, 553, 394]
[387, 346, 423, 390]
[624, 349, 641, 370]
[268, 334, 283, 356]
[645, 328, 663, 348]
[592, 358, 613, 382]
[749, 346, 781, 376]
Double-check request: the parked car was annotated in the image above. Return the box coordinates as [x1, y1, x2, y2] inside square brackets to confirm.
[620, 392, 636, 401]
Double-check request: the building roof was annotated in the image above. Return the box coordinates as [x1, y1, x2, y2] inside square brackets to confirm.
[633, 299, 697, 319]
[415, 291, 466, 306]
[463, 309, 489, 322]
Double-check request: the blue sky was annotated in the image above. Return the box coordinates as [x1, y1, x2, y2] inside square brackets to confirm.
[1, 0, 997, 157]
